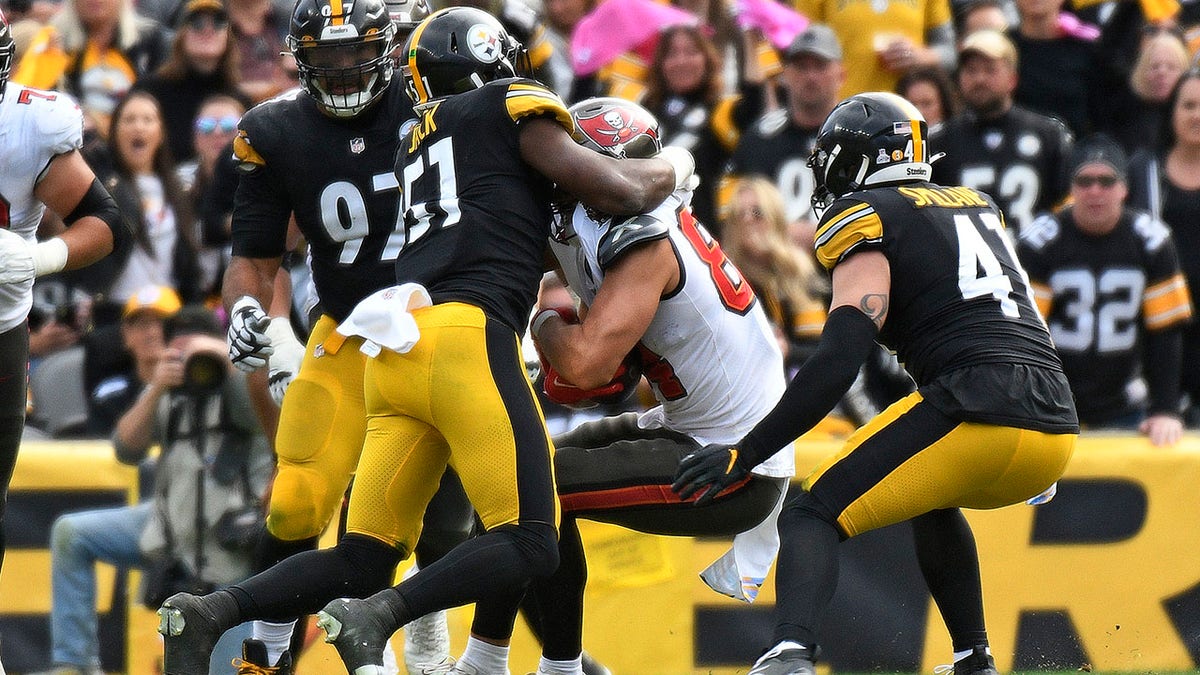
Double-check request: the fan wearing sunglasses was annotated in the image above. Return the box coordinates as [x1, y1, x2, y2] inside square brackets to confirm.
[186, 94, 246, 298]
[133, 0, 247, 163]
[1017, 134, 1193, 446]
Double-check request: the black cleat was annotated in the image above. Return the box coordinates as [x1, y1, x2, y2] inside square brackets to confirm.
[158, 593, 225, 675]
[951, 646, 999, 675]
[234, 638, 295, 675]
[747, 644, 817, 675]
[316, 596, 396, 675]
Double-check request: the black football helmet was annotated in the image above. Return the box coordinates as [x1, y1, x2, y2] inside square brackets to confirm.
[0, 9, 14, 101]
[401, 6, 523, 111]
[807, 91, 934, 214]
[287, 0, 396, 118]
[569, 97, 661, 159]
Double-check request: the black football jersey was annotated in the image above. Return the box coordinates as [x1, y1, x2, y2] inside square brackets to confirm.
[815, 182, 1077, 432]
[1017, 207, 1192, 422]
[726, 109, 820, 225]
[931, 105, 1073, 234]
[391, 78, 570, 333]
[230, 83, 416, 322]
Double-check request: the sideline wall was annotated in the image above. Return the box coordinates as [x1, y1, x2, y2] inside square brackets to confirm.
[3, 435, 1198, 674]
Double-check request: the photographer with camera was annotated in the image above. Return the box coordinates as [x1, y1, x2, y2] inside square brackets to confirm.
[42, 305, 273, 675]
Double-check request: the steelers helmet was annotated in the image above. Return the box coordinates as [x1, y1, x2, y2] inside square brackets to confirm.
[569, 97, 661, 159]
[807, 91, 933, 214]
[385, 0, 430, 36]
[0, 9, 14, 101]
[401, 6, 523, 111]
[287, 0, 396, 118]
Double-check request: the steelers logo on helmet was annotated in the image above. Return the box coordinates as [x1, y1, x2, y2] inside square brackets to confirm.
[401, 7, 523, 111]
[807, 91, 933, 216]
[568, 97, 662, 160]
[287, 0, 396, 118]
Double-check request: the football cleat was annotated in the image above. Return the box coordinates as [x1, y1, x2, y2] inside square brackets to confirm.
[317, 596, 396, 675]
[233, 638, 295, 675]
[747, 643, 817, 675]
[404, 609, 453, 673]
[158, 593, 224, 675]
[938, 646, 999, 675]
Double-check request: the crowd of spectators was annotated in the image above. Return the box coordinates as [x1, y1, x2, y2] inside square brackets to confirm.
[13, 0, 1200, 480]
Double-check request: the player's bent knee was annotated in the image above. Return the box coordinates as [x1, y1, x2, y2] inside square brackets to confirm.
[336, 533, 406, 594]
[266, 468, 340, 541]
[504, 521, 559, 578]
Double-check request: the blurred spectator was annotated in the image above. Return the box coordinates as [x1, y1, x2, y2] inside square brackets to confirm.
[932, 29, 1073, 233]
[954, 0, 1012, 36]
[542, 0, 592, 100]
[794, 0, 956, 98]
[180, 94, 244, 299]
[1008, 0, 1109, 135]
[719, 176, 826, 368]
[1098, 28, 1189, 155]
[45, 305, 270, 674]
[643, 24, 767, 229]
[724, 24, 843, 230]
[1128, 68, 1200, 424]
[84, 284, 181, 435]
[896, 64, 958, 130]
[226, 0, 288, 102]
[27, 279, 91, 369]
[1018, 135, 1192, 446]
[77, 90, 201, 321]
[11, 0, 170, 136]
[134, 0, 246, 162]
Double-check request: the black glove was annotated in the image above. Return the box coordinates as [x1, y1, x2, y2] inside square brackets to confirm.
[672, 443, 751, 506]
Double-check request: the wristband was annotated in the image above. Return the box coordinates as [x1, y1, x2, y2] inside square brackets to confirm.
[32, 237, 69, 277]
[530, 309, 560, 340]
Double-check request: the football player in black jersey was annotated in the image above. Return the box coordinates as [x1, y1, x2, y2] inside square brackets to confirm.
[674, 92, 1079, 675]
[1018, 136, 1192, 446]
[296, 7, 695, 673]
[154, 0, 476, 672]
[930, 30, 1073, 235]
[162, 5, 696, 672]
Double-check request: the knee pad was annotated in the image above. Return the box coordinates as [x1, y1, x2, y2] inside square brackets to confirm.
[267, 466, 340, 541]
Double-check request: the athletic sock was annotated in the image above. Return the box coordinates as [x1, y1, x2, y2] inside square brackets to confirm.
[458, 636, 510, 675]
[537, 655, 583, 675]
[252, 619, 296, 663]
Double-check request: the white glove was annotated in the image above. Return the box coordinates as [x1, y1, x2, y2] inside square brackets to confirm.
[227, 296, 273, 372]
[657, 146, 700, 192]
[0, 231, 68, 284]
[264, 316, 306, 406]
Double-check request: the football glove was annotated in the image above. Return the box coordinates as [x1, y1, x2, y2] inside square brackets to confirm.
[672, 442, 751, 506]
[0, 230, 68, 284]
[264, 317, 306, 405]
[656, 146, 700, 192]
[227, 296, 273, 372]
[542, 359, 637, 409]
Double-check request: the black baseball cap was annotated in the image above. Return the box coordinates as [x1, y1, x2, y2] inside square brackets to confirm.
[1068, 134, 1127, 179]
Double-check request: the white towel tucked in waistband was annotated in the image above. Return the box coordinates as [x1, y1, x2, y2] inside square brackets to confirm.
[335, 283, 433, 357]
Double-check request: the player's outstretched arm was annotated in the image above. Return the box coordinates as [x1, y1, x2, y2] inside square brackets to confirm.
[34, 150, 124, 270]
[519, 117, 681, 216]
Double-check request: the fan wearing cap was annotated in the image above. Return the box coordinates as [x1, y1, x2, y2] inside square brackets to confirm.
[724, 24, 846, 228]
[1018, 135, 1193, 446]
[930, 29, 1073, 234]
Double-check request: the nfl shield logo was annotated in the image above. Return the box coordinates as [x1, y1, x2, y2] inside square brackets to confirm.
[350, 137, 366, 154]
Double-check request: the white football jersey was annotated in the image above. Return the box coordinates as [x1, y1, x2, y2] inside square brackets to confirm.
[548, 191, 793, 478]
[0, 84, 84, 332]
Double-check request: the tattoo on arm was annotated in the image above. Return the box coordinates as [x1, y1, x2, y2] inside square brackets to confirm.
[858, 294, 888, 328]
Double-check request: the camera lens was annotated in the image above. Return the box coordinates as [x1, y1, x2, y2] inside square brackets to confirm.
[182, 352, 227, 392]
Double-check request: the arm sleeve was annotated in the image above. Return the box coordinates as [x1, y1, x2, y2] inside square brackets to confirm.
[1144, 326, 1183, 416]
[738, 305, 879, 467]
[230, 166, 292, 259]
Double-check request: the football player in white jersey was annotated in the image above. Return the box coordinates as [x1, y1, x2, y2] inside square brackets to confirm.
[0, 8, 126, 669]
[457, 98, 795, 675]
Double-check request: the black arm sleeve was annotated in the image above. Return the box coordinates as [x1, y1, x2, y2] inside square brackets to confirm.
[738, 305, 880, 467]
[64, 177, 130, 253]
[1144, 326, 1183, 416]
